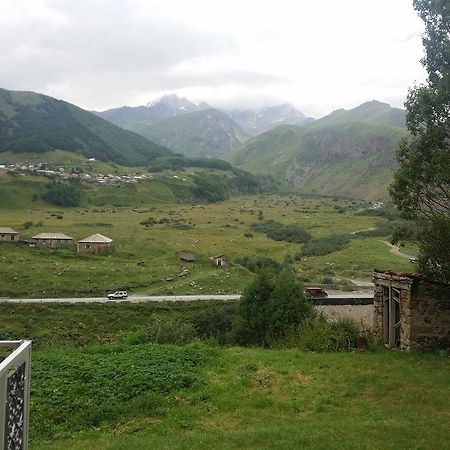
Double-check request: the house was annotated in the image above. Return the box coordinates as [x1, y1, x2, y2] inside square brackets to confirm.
[32, 232, 74, 248]
[77, 234, 113, 254]
[373, 270, 450, 351]
[0, 227, 19, 242]
[210, 254, 229, 267]
[179, 251, 195, 267]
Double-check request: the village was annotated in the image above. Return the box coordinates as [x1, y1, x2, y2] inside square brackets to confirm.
[0, 160, 152, 185]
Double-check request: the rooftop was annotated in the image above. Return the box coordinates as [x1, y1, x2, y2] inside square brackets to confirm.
[0, 227, 18, 234]
[32, 232, 74, 240]
[78, 233, 113, 243]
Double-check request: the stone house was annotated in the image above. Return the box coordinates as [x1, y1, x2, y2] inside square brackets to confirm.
[0, 227, 19, 242]
[373, 270, 450, 351]
[179, 251, 195, 267]
[210, 254, 229, 267]
[77, 234, 113, 254]
[32, 232, 74, 248]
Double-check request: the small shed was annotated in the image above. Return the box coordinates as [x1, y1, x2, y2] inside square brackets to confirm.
[0, 227, 19, 242]
[179, 251, 195, 267]
[210, 254, 229, 267]
[373, 270, 450, 351]
[32, 232, 74, 248]
[77, 233, 113, 254]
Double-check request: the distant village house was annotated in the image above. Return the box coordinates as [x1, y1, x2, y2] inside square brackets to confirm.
[77, 233, 113, 254]
[0, 227, 19, 242]
[373, 270, 450, 351]
[210, 254, 229, 267]
[32, 232, 74, 248]
[179, 251, 195, 267]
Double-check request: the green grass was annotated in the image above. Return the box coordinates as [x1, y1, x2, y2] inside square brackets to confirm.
[29, 345, 450, 449]
[0, 194, 415, 297]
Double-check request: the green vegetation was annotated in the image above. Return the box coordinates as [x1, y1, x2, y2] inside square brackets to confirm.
[300, 234, 350, 257]
[233, 272, 314, 346]
[0, 192, 418, 297]
[227, 102, 408, 200]
[251, 220, 310, 243]
[389, 0, 450, 282]
[42, 181, 81, 207]
[27, 343, 450, 449]
[0, 87, 171, 165]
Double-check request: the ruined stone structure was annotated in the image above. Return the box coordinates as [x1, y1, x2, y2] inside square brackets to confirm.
[373, 270, 450, 351]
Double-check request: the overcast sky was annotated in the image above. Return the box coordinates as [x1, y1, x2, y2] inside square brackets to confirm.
[0, 0, 427, 117]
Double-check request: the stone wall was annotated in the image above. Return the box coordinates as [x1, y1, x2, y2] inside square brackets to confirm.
[373, 271, 450, 351]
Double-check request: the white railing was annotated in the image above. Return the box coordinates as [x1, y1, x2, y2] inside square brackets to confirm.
[0, 340, 32, 450]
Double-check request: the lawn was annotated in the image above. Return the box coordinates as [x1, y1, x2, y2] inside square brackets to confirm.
[29, 344, 450, 450]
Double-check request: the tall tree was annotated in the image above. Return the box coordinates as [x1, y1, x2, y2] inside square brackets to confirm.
[390, 0, 450, 282]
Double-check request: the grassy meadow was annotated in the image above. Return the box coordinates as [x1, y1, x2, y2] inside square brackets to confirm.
[28, 344, 450, 450]
[0, 171, 417, 297]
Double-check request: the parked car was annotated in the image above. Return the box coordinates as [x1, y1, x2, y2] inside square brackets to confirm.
[409, 257, 418, 263]
[107, 290, 128, 299]
[305, 287, 328, 299]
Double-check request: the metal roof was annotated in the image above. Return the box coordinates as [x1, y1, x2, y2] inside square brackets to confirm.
[32, 232, 74, 240]
[78, 233, 113, 243]
[0, 227, 18, 234]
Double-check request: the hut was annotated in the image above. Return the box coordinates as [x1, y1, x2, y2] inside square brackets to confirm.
[32, 232, 74, 248]
[77, 233, 113, 254]
[210, 254, 229, 267]
[373, 270, 450, 351]
[179, 251, 196, 268]
[0, 227, 19, 242]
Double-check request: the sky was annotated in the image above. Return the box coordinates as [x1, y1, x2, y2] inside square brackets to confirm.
[0, 0, 427, 117]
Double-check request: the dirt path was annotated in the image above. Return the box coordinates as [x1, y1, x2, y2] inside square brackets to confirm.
[381, 241, 413, 259]
[350, 227, 376, 235]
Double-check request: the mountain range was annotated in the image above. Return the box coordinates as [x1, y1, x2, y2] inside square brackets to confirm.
[0, 86, 407, 200]
[0, 87, 171, 166]
[227, 100, 407, 200]
[95, 95, 312, 156]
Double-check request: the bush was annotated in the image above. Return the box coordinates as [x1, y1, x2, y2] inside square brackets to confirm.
[235, 255, 284, 273]
[251, 220, 310, 243]
[232, 271, 314, 347]
[121, 317, 197, 345]
[42, 182, 81, 207]
[301, 234, 350, 256]
[279, 315, 364, 351]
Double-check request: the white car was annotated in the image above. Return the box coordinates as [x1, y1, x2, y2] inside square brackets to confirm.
[107, 290, 128, 299]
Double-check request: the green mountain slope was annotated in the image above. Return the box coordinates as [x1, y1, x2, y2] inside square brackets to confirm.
[137, 108, 250, 157]
[0, 88, 171, 166]
[227, 101, 408, 200]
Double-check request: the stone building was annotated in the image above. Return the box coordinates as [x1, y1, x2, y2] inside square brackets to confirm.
[32, 232, 74, 248]
[77, 234, 113, 254]
[210, 254, 229, 267]
[373, 270, 450, 351]
[0, 227, 19, 242]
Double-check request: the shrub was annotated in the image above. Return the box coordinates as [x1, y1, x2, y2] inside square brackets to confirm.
[42, 182, 81, 207]
[301, 234, 350, 256]
[278, 315, 364, 351]
[251, 220, 310, 243]
[235, 255, 284, 273]
[232, 271, 314, 347]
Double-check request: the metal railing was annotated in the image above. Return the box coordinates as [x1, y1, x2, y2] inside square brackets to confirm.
[0, 340, 32, 450]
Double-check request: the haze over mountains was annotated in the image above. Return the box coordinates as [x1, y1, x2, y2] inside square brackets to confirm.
[0, 86, 407, 200]
[95, 95, 313, 156]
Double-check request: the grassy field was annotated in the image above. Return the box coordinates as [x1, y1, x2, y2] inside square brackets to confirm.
[0, 188, 416, 297]
[28, 344, 450, 450]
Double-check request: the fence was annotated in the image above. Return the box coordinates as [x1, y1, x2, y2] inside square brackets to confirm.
[0, 340, 32, 450]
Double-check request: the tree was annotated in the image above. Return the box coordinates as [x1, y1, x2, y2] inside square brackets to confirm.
[389, 0, 450, 282]
[233, 271, 314, 346]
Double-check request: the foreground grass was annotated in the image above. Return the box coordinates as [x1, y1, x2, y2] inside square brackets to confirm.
[30, 345, 450, 450]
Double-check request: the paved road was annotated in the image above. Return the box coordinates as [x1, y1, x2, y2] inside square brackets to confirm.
[0, 293, 373, 304]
